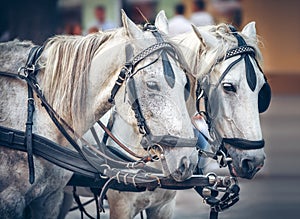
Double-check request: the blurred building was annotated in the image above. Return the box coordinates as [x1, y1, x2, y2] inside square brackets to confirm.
[0, 0, 59, 44]
[0, 0, 299, 94]
[241, 0, 300, 95]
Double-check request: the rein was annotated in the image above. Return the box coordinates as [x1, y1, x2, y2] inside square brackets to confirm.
[0, 24, 241, 219]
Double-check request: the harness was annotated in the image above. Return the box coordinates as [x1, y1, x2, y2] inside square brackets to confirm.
[0, 24, 243, 219]
[195, 25, 271, 168]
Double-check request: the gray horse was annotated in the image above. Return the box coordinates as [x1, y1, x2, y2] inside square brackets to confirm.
[0, 11, 198, 218]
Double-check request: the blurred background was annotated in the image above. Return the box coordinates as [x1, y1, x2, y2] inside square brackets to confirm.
[1, 0, 299, 94]
[1, 0, 299, 218]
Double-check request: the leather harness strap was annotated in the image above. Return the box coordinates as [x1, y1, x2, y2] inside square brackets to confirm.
[0, 24, 241, 219]
[20, 46, 44, 184]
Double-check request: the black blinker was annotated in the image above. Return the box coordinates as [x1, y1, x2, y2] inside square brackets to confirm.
[258, 82, 271, 113]
[162, 53, 175, 88]
[245, 55, 257, 91]
[184, 74, 190, 101]
[151, 29, 175, 88]
[229, 25, 257, 92]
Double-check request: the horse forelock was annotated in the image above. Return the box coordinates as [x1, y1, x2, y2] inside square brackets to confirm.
[192, 24, 263, 81]
[39, 32, 114, 126]
[212, 23, 263, 65]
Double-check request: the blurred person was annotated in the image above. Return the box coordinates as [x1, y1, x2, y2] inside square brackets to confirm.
[192, 113, 219, 174]
[88, 5, 116, 32]
[168, 3, 192, 37]
[88, 26, 99, 34]
[64, 23, 82, 35]
[72, 23, 82, 35]
[210, 0, 242, 28]
[190, 0, 214, 26]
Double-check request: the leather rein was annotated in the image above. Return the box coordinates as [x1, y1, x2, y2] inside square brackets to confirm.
[0, 24, 240, 219]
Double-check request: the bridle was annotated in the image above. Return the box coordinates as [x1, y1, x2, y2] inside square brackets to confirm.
[108, 23, 197, 156]
[195, 25, 271, 167]
[0, 24, 198, 183]
[0, 24, 242, 219]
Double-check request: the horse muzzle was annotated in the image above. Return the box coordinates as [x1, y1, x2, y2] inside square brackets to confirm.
[224, 140, 266, 179]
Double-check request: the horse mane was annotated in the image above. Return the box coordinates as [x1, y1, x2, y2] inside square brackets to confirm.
[177, 23, 263, 78]
[208, 23, 263, 63]
[39, 31, 118, 126]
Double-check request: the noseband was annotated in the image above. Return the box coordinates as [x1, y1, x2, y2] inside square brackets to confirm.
[196, 25, 271, 156]
[108, 24, 197, 151]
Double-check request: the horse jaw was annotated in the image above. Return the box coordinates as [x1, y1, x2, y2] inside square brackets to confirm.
[154, 10, 169, 34]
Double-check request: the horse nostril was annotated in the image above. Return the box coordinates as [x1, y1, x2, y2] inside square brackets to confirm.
[241, 158, 254, 174]
[178, 156, 189, 173]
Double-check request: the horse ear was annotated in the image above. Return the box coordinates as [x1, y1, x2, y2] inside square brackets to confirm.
[155, 10, 169, 34]
[191, 24, 217, 49]
[121, 9, 143, 39]
[241, 21, 257, 41]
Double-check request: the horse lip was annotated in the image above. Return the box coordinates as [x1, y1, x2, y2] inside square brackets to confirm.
[228, 163, 238, 177]
[228, 162, 261, 179]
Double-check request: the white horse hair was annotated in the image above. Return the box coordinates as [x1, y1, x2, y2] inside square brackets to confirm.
[173, 21, 267, 179]
[61, 12, 269, 219]
[0, 11, 198, 219]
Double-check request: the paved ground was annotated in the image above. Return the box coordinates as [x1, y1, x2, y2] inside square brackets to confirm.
[66, 95, 300, 219]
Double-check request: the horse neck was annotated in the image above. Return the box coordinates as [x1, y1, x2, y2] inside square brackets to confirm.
[39, 32, 128, 136]
[83, 39, 128, 136]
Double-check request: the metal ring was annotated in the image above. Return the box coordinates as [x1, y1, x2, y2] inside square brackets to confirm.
[205, 172, 218, 186]
[100, 164, 111, 170]
[99, 173, 109, 179]
[17, 66, 28, 78]
[146, 146, 160, 161]
[153, 144, 164, 155]
[139, 126, 147, 135]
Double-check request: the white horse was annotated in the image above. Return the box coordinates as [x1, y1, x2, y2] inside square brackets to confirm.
[62, 12, 271, 219]
[173, 21, 271, 179]
[0, 11, 198, 218]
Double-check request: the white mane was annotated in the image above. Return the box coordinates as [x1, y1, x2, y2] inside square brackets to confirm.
[39, 31, 121, 125]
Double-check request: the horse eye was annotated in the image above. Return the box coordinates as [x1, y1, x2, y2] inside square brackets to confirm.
[222, 83, 236, 93]
[146, 81, 160, 91]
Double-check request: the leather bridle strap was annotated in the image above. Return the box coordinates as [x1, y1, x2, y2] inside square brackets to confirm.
[20, 46, 44, 184]
[196, 25, 266, 153]
[97, 120, 145, 159]
[223, 138, 264, 150]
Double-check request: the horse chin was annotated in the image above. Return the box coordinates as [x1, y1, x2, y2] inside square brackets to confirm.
[228, 163, 259, 179]
[228, 163, 238, 177]
[161, 147, 198, 182]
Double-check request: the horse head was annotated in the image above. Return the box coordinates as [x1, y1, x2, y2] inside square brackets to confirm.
[189, 22, 271, 179]
[108, 11, 198, 182]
